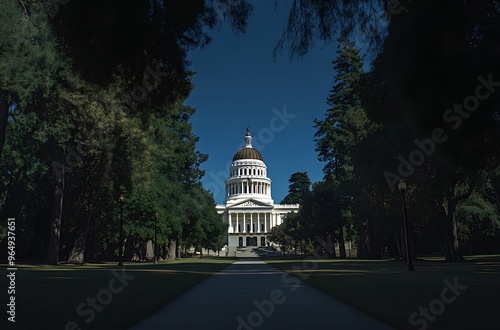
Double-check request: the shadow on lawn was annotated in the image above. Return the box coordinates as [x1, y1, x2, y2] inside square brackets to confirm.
[10, 257, 237, 330]
[264, 255, 500, 330]
[264, 254, 500, 277]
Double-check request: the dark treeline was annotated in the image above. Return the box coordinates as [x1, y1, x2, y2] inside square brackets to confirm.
[2, 1, 499, 264]
[269, 0, 500, 261]
[0, 0, 253, 264]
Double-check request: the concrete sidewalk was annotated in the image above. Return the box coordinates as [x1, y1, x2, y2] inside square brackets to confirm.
[130, 258, 394, 330]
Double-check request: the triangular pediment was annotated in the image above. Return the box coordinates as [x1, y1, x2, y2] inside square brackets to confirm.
[228, 198, 272, 208]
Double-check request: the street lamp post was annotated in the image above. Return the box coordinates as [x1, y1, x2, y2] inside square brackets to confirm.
[398, 180, 415, 271]
[154, 212, 158, 265]
[118, 194, 125, 267]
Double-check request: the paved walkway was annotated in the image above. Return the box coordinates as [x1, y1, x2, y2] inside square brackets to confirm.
[130, 258, 394, 330]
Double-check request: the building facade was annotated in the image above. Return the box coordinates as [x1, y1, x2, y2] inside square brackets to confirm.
[216, 129, 299, 247]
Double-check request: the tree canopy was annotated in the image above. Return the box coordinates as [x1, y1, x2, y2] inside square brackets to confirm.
[0, 0, 247, 264]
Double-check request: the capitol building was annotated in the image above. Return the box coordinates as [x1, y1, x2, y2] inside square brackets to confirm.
[216, 129, 300, 247]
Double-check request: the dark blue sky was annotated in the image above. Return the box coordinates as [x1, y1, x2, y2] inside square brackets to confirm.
[185, 1, 340, 204]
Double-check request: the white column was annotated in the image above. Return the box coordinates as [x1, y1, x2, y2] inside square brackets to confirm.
[250, 213, 253, 233]
[236, 213, 239, 233]
[229, 213, 232, 232]
[257, 213, 260, 233]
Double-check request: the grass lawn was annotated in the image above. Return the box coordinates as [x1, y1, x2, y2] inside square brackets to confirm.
[2, 257, 236, 330]
[264, 255, 500, 330]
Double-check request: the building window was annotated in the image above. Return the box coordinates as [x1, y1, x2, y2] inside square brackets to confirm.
[261, 223, 265, 232]
[239, 237, 243, 246]
[261, 237, 266, 247]
[246, 224, 250, 232]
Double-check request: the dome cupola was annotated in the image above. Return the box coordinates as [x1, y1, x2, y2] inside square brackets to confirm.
[224, 128, 273, 205]
[232, 128, 263, 161]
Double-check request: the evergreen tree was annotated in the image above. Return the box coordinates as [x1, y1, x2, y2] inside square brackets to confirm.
[314, 37, 372, 182]
[281, 172, 311, 204]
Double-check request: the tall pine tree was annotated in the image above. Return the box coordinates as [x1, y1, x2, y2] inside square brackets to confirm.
[314, 37, 372, 183]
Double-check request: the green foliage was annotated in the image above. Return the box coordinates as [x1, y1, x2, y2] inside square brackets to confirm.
[314, 37, 373, 181]
[268, 223, 291, 254]
[457, 193, 500, 249]
[281, 171, 311, 204]
[0, 1, 236, 263]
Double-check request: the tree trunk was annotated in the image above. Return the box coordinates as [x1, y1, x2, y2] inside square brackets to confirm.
[0, 90, 9, 158]
[338, 226, 346, 258]
[68, 212, 92, 264]
[46, 146, 65, 265]
[167, 239, 176, 260]
[177, 242, 183, 258]
[394, 229, 403, 258]
[441, 198, 464, 262]
[326, 234, 336, 258]
[357, 220, 381, 259]
[124, 237, 133, 261]
[357, 222, 370, 259]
